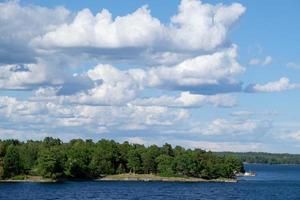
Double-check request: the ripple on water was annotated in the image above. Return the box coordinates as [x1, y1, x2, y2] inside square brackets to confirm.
[1, 164, 300, 200]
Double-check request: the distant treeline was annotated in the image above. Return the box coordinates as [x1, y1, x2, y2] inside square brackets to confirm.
[0, 137, 244, 180]
[216, 152, 300, 164]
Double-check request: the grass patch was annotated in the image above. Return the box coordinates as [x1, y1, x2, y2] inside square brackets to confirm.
[11, 175, 26, 180]
[99, 173, 237, 183]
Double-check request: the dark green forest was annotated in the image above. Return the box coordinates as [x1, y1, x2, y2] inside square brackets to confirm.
[216, 152, 300, 164]
[0, 137, 244, 180]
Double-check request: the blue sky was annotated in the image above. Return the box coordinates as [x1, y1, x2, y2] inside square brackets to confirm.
[0, 0, 300, 153]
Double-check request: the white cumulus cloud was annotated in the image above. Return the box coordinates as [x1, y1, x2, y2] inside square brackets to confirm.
[146, 45, 244, 94]
[132, 92, 237, 108]
[197, 118, 272, 136]
[34, 0, 245, 53]
[246, 77, 300, 93]
[0, 1, 69, 64]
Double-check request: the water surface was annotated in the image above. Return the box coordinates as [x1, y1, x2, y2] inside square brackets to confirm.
[1, 164, 300, 200]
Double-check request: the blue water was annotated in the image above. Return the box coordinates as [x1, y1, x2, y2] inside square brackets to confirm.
[1, 164, 300, 200]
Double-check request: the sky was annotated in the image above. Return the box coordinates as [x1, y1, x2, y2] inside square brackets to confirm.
[0, 0, 300, 153]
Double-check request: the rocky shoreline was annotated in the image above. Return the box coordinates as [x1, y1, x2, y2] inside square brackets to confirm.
[97, 174, 237, 183]
[0, 174, 238, 183]
[0, 176, 57, 183]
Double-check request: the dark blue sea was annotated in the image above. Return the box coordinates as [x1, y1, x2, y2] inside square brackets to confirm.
[1, 164, 300, 200]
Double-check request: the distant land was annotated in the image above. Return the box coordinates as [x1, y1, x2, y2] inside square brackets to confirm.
[216, 152, 300, 165]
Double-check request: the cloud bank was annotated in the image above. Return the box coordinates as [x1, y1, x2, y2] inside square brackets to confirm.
[0, 0, 299, 152]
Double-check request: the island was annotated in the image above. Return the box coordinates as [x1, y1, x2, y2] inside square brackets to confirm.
[0, 137, 244, 183]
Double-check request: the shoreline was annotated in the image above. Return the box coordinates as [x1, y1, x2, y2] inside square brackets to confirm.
[97, 174, 237, 183]
[0, 179, 57, 183]
[0, 174, 237, 183]
[244, 162, 300, 165]
[0, 176, 57, 183]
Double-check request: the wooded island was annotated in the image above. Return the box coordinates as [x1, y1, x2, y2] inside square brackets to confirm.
[0, 137, 244, 182]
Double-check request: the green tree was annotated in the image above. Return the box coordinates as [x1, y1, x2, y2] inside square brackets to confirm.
[199, 152, 221, 179]
[19, 141, 40, 174]
[117, 141, 132, 173]
[156, 154, 174, 176]
[161, 143, 174, 156]
[141, 145, 159, 174]
[173, 151, 197, 177]
[37, 147, 65, 179]
[43, 137, 62, 148]
[174, 146, 185, 157]
[65, 140, 92, 178]
[89, 140, 118, 176]
[218, 156, 244, 178]
[3, 145, 21, 178]
[0, 159, 4, 179]
[0, 141, 5, 157]
[127, 149, 142, 173]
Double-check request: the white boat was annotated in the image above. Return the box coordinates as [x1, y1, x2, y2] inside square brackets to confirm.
[244, 172, 256, 177]
[235, 171, 256, 177]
